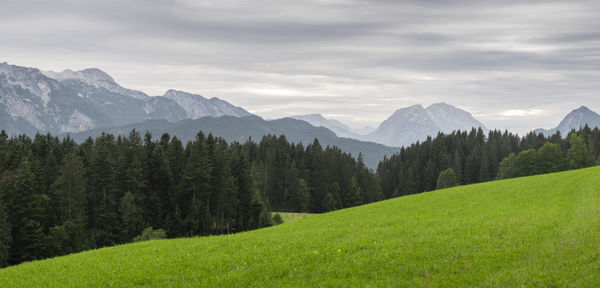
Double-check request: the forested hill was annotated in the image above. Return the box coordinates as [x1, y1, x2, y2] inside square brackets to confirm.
[2, 166, 599, 286]
[377, 126, 600, 198]
[0, 130, 380, 267]
[63, 115, 399, 169]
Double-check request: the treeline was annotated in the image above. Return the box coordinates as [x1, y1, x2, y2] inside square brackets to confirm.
[3, 125, 599, 267]
[378, 126, 600, 198]
[0, 130, 378, 267]
[249, 135, 381, 213]
[497, 132, 598, 179]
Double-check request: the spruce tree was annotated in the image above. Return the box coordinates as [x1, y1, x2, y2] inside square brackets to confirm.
[0, 181, 11, 267]
[51, 153, 87, 225]
[6, 160, 48, 263]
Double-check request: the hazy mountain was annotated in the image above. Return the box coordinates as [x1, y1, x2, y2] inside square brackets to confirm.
[535, 106, 600, 136]
[0, 62, 253, 135]
[363, 103, 487, 147]
[66, 115, 399, 169]
[353, 126, 376, 135]
[364, 105, 440, 147]
[290, 114, 356, 138]
[426, 102, 486, 134]
[163, 89, 252, 119]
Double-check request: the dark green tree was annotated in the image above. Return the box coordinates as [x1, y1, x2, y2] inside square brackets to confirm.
[120, 192, 145, 241]
[0, 181, 11, 267]
[567, 133, 592, 169]
[496, 153, 518, 180]
[323, 192, 337, 212]
[6, 160, 49, 263]
[346, 177, 362, 207]
[51, 153, 87, 225]
[537, 142, 566, 173]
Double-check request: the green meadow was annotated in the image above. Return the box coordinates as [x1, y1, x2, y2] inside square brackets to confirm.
[274, 212, 314, 223]
[1, 167, 599, 287]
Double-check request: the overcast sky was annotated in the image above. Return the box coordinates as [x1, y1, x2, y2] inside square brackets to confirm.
[1, 0, 599, 134]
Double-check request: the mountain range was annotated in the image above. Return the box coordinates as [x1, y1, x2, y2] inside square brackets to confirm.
[0, 62, 251, 135]
[3, 61, 600, 169]
[292, 103, 487, 147]
[290, 114, 357, 138]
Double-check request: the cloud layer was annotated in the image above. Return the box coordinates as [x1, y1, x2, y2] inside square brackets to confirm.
[1, 0, 599, 134]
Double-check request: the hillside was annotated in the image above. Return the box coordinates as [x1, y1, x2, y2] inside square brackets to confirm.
[2, 167, 599, 287]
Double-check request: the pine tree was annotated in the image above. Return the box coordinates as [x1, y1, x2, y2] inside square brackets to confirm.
[0, 180, 11, 267]
[464, 144, 481, 184]
[180, 133, 212, 236]
[346, 176, 362, 207]
[323, 192, 337, 212]
[87, 134, 120, 247]
[6, 160, 49, 263]
[119, 192, 145, 241]
[231, 148, 253, 231]
[51, 153, 87, 225]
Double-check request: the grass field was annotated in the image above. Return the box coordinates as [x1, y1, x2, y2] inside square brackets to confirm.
[1, 167, 599, 287]
[273, 212, 314, 223]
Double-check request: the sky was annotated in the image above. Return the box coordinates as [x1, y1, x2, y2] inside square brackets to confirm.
[1, 0, 599, 135]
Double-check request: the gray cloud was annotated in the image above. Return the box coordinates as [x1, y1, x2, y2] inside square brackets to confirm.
[1, 0, 599, 134]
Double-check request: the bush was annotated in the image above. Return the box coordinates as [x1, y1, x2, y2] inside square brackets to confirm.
[272, 213, 283, 225]
[436, 168, 458, 189]
[133, 227, 167, 242]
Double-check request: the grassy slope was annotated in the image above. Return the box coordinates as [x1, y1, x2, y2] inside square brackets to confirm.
[1, 167, 600, 287]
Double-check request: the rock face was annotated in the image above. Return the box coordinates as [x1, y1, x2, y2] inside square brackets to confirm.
[535, 106, 600, 136]
[363, 103, 487, 147]
[425, 102, 486, 134]
[365, 105, 441, 148]
[0, 62, 252, 135]
[163, 89, 252, 119]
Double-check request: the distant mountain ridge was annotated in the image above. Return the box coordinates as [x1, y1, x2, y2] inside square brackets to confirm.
[362, 103, 487, 147]
[163, 89, 252, 119]
[535, 106, 600, 136]
[0, 62, 252, 135]
[290, 114, 357, 138]
[290, 103, 487, 147]
[65, 115, 400, 170]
